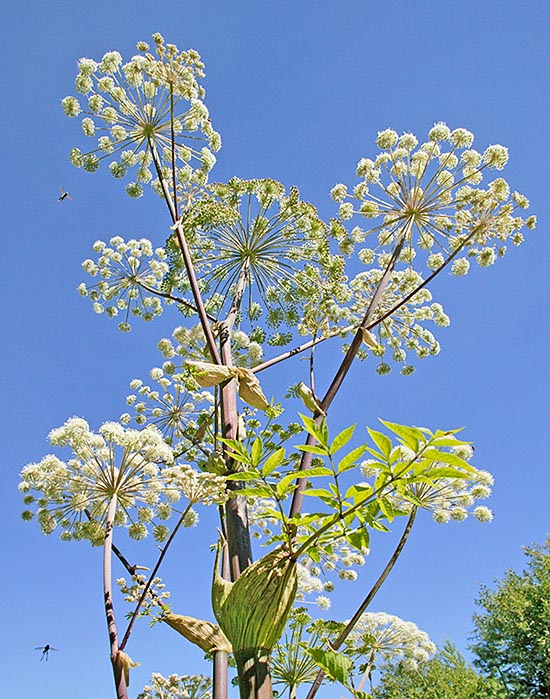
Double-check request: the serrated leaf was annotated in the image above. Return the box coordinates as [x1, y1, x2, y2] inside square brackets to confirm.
[225, 471, 260, 482]
[430, 437, 469, 448]
[262, 448, 285, 477]
[330, 424, 356, 454]
[346, 528, 370, 552]
[233, 485, 274, 498]
[338, 445, 368, 474]
[379, 420, 423, 450]
[251, 438, 263, 467]
[296, 444, 330, 456]
[367, 428, 392, 459]
[300, 414, 323, 440]
[422, 448, 476, 472]
[276, 472, 304, 498]
[345, 483, 373, 503]
[423, 466, 470, 480]
[307, 647, 353, 686]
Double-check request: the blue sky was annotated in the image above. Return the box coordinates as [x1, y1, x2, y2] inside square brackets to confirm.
[2, 1, 549, 696]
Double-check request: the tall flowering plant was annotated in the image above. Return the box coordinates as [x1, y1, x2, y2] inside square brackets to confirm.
[21, 33, 537, 699]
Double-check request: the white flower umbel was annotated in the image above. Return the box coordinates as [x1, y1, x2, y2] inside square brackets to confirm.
[79, 236, 168, 331]
[62, 34, 221, 200]
[124, 366, 213, 450]
[19, 418, 179, 543]
[344, 611, 436, 671]
[332, 123, 535, 272]
[137, 673, 211, 699]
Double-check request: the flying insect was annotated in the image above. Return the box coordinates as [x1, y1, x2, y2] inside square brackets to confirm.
[58, 187, 73, 202]
[35, 644, 58, 661]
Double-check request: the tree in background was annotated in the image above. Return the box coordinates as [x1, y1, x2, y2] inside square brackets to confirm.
[19, 34, 537, 699]
[471, 539, 550, 698]
[371, 642, 507, 699]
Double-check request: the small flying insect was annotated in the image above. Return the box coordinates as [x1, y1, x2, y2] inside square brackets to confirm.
[58, 187, 73, 202]
[35, 644, 59, 661]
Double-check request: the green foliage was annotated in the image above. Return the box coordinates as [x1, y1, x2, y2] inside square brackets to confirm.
[372, 642, 506, 699]
[471, 538, 550, 698]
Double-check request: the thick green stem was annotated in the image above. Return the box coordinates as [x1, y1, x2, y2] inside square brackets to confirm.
[234, 648, 273, 699]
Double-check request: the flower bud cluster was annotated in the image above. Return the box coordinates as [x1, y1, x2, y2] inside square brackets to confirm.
[122, 367, 213, 451]
[19, 417, 226, 544]
[79, 237, 168, 332]
[116, 574, 170, 614]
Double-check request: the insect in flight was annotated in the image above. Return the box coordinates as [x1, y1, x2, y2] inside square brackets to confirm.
[35, 644, 59, 661]
[58, 187, 73, 202]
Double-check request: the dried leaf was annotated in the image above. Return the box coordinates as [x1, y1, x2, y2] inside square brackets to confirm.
[360, 327, 383, 352]
[186, 361, 237, 388]
[116, 650, 140, 687]
[236, 368, 270, 411]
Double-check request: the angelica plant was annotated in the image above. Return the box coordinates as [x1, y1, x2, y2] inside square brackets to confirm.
[20, 32, 538, 699]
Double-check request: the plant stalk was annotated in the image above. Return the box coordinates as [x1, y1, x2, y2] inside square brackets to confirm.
[103, 495, 128, 699]
[305, 508, 417, 699]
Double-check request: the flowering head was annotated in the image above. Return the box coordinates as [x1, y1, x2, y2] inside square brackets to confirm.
[165, 178, 338, 345]
[19, 418, 181, 544]
[62, 35, 221, 201]
[343, 612, 436, 669]
[79, 236, 168, 331]
[332, 123, 536, 274]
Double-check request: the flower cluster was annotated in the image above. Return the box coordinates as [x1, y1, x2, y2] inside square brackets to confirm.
[79, 237, 168, 332]
[62, 34, 221, 200]
[165, 178, 344, 345]
[117, 573, 170, 616]
[19, 418, 176, 544]
[348, 268, 447, 373]
[343, 612, 436, 671]
[122, 368, 214, 451]
[331, 123, 536, 274]
[137, 673, 211, 699]
[162, 463, 227, 506]
[361, 441, 494, 524]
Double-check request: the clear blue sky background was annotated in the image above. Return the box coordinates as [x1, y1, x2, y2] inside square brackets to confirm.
[2, 2, 549, 697]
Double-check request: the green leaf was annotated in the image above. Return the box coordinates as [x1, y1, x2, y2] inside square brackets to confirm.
[302, 489, 340, 509]
[330, 424, 356, 454]
[262, 448, 285, 477]
[338, 445, 368, 474]
[305, 466, 335, 478]
[299, 414, 328, 447]
[233, 485, 275, 498]
[225, 471, 259, 482]
[421, 448, 477, 472]
[251, 437, 263, 467]
[379, 420, 424, 450]
[276, 472, 304, 498]
[346, 528, 370, 552]
[296, 444, 330, 456]
[345, 483, 373, 503]
[307, 647, 353, 686]
[367, 428, 392, 459]
[423, 466, 471, 480]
